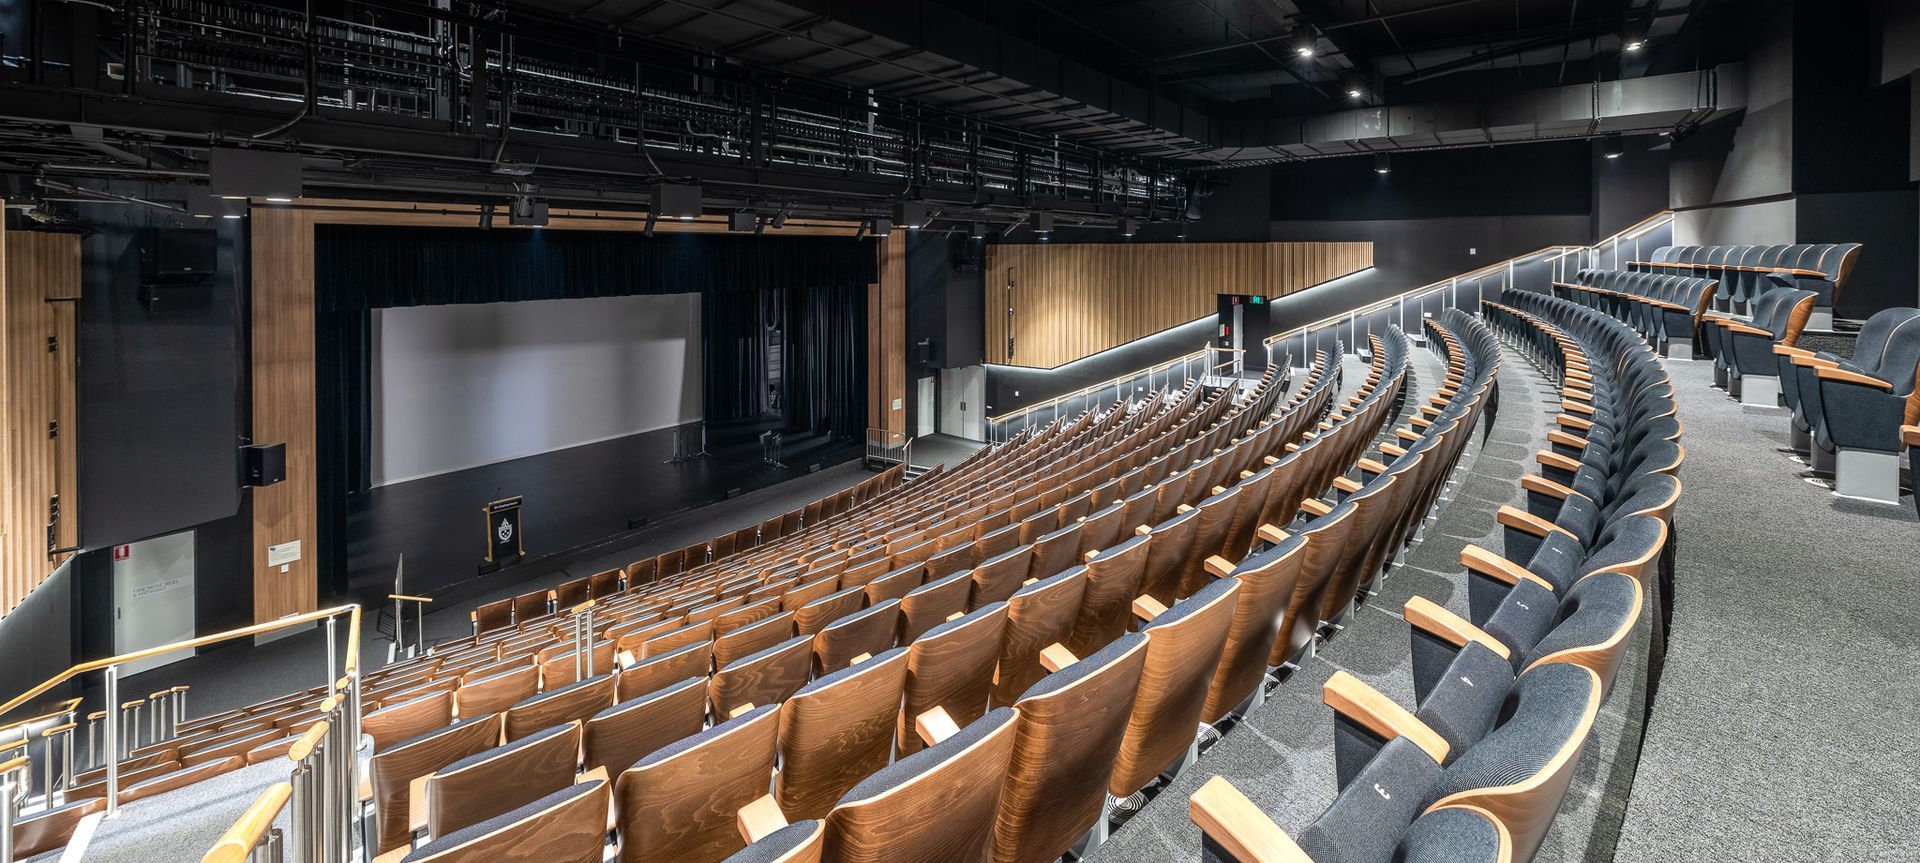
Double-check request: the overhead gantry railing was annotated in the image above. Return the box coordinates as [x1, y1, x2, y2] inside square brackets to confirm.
[0, 605, 363, 863]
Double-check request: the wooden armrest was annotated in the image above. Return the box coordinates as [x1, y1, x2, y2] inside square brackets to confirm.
[1356, 457, 1388, 474]
[1536, 450, 1583, 473]
[1331, 476, 1363, 494]
[1404, 596, 1513, 661]
[1409, 416, 1432, 430]
[850, 652, 873, 665]
[1903, 425, 1920, 447]
[729, 702, 757, 719]
[1321, 671, 1450, 764]
[915, 706, 960, 747]
[1520, 474, 1579, 501]
[1379, 442, 1407, 458]
[1299, 498, 1333, 518]
[1256, 524, 1290, 545]
[1546, 429, 1590, 450]
[1496, 505, 1578, 541]
[1177, 504, 1195, 514]
[1133, 595, 1169, 622]
[1791, 355, 1839, 369]
[1724, 323, 1771, 337]
[1189, 777, 1313, 863]
[1264, 455, 1280, 466]
[1039, 643, 1080, 673]
[388, 594, 433, 603]
[1459, 545, 1555, 592]
[1562, 387, 1593, 403]
[1814, 366, 1893, 390]
[1205, 555, 1238, 579]
[1773, 345, 1813, 357]
[1135, 524, 1153, 536]
[1211, 485, 1228, 496]
[737, 794, 789, 845]
[1555, 413, 1593, 431]
[1084, 550, 1100, 563]
[1395, 428, 1421, 443]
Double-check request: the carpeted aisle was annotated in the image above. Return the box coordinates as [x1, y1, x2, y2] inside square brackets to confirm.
[1611, 356, 1920, 862]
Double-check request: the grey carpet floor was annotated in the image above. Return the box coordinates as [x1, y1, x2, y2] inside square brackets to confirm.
[1089, 336, 1651, 862]
[1610, 357, 1920, 862]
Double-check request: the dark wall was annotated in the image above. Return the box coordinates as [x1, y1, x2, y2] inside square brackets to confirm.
[1594, 138, 1673, 239]
[1270, 143, 1594, 222]
[0, 560, 75, 723]
[75, 202, 248, 550]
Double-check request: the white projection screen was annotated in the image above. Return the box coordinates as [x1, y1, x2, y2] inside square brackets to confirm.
[371, 294, 703, 485]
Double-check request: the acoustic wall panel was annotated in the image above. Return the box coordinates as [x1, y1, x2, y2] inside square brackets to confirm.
[983, 241, 1372, 368]
[1, 228, 81, 616]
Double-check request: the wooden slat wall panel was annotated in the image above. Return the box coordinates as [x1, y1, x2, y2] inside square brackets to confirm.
[983, 241, 1373, 368]
[2, 228, 82, 615]
[877, 232, 906, 436]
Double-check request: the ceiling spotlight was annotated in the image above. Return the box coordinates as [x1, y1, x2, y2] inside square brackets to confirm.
[1030, 213, 1054, 234]
[970, 222, 985, 240]
[1292, 25, 1317, 58]
[771, 209, 788, 229]
[1621, 21, 1647, 53]
[1347, 88, 1363, 99]
[1374, 153, 1392, 174]
[871, 217, 893, 238]
[893, 201, 929, 230]
[1118, 218, 1139, 238]
[1604, 133, 1625, 159]
[1178, 223, 1190, 242]
[728, 211, 756, 232]
[1623, 39, 1644, 52]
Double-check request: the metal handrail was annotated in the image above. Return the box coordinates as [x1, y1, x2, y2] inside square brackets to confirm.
[0, 603, 362, 863]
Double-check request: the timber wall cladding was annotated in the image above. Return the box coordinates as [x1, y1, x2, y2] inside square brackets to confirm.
[1, 226, 82, 615]
[982, 241, 1374, 368]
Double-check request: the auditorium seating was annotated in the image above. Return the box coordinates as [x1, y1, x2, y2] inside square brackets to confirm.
[1631, 242, 1861, 320]
[1775, 307, 1920, 502]
[1703, 285, 1817, 405]
[83, 304, 1652, 863]
[1186, 291, 1683, 863]
[1555, 268, 1716, 358]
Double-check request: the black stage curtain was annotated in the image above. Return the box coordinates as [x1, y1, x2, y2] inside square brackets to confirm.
[784, 280, 867, 438]
[702, 289, 778, 422]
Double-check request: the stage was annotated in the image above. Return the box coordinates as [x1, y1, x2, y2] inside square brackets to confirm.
[341, 414, 862, 604]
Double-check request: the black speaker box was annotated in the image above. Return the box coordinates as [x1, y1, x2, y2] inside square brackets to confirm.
[243, 443, 286, 486]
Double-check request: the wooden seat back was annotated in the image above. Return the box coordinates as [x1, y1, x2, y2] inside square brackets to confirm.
[427, 721, 579, 840]
[991, 567, 1089, 707]
[1064, 534, 1151, 656]
[364, 690, 455, 753]
[897, 603, 1009, 756]
[503, 675, 616, 742]
[709, 635, 814, 721]
[775, 649, 911, 819]
[369, 715, 503, 853]
[456, 666, 538, 718]
[1110, 577, 1238, 797]
[813, 600, 900, 674]
[584, 676, 708, 777]
[820, 708, 1017, 863]
[615, 705, 781, 863]
[616, 641, 710, 701]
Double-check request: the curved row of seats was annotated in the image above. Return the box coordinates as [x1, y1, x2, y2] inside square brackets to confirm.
[1630, 242, 1860, 312]
[1187, 303, 1680, 863]
[1554, 268, 1716, 358]
[339, 348, 1371, 862]
[1772, 307, 1920, 503]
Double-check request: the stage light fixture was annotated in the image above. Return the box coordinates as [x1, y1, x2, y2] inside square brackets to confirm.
[1178, 222, 1190, 241]
[1119, 218, 1138, 238]
[970, 222, 985, 240]
[870, 218, 893, 238]
[652, 182, 702, 220]
[1374, 153, 1392, 174]
[728, 211, 756, 232]
[753, 217, 767, 236]
[771, 209, 789, 229]
[508, 196, 549, 227]
[893, 201, 929, 229]
[1031, 212, 1054, 235]
[1604, 133, 1625, 159]
[642, 212, 656, 236]
[1621, 20, 1646, 52]
[185, 186, 218, 218]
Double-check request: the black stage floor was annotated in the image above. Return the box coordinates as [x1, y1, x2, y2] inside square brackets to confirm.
[341, 415, 861, 604]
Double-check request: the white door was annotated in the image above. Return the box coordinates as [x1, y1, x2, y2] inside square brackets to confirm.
[113, 531, 197, 676]
[940, 366, 987, 441]
[916, 376, 936, 438]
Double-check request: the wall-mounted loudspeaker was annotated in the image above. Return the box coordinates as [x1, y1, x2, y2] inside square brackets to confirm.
[242, 443, 286, 486]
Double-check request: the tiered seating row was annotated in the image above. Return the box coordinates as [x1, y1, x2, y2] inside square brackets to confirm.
[1187, 303, 1680, 863]
[1629, 242, 1860, 313]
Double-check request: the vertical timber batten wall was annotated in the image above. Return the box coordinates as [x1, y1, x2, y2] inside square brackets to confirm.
[983, 241, 1373, 369]
[1, 222, 82, 615]
[871, 232, 908, 437]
